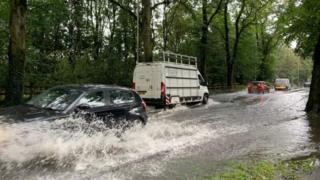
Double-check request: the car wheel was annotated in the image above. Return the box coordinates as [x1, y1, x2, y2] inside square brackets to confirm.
[132, 117, 146, 128]
[202, 94, 209, 105]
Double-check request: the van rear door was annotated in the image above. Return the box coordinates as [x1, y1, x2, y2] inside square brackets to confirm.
[134, 65, 156, 98]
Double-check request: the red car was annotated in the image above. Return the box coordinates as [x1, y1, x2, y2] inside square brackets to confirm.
[248, 81, 270, 94]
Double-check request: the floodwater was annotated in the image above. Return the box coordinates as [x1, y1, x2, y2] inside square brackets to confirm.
[1, 88, 320, 180]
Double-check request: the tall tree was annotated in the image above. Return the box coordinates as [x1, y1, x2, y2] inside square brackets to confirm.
[223, 0, 232, 87]
[109, 0, 172, 62]
[200, 0, 222, 78]
[307, 34, 320, 113]
[6, 0, 27, 105]
[223, 0, 266, 87]
[255, 0, 279, 81]
[67, 0, 84, 70]
[141, 0, 153, 62]
[282, 0, 320, 113]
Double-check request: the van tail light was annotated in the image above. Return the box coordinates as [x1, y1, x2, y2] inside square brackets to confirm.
[161, 82, 166, 96]
[132, 82, 136, 90]
[142, 100, 147, 111]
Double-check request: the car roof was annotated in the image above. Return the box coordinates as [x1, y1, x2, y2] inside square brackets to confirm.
[51, 84, 132, 92]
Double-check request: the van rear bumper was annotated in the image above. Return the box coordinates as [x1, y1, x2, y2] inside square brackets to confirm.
[143, 98, 164, 106]
[143, 96, 203, 106]
[275, 86, 288, 90]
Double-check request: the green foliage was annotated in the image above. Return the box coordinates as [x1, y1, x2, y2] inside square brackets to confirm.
[0, 0, 138, 90]
[50, 56, 135, 87]
[275, 46, 313, 85]
[160, 1, 281, 85]
[281, 0, 320, 57]
[0, 1, 9, 88]
[235, 29, 263, 83]
[0, 0, 313, 91]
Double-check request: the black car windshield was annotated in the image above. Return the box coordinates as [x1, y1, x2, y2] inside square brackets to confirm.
[27, 87, 84, 111]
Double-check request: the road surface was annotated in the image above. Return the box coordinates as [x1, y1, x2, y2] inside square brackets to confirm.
[0, 88, 319, 180]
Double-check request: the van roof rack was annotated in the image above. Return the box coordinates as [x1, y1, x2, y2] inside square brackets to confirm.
[155, 51, 198, 67]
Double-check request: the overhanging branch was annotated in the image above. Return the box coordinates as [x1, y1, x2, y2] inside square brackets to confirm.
[108, 0, 137, 19]
[208, 0, 223, 25]
[151, 0, 172, 10]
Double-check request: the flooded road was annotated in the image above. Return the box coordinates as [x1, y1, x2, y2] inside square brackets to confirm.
[1, 89, 320, 180]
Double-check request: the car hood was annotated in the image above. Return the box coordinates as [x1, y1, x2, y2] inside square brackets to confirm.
[0, 105, 65, 124]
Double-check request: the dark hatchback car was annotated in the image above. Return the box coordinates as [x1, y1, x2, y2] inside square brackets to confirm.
[0, 85, 148, 126]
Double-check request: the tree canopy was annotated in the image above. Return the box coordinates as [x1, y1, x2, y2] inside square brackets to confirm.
[0, 0, 316, 105]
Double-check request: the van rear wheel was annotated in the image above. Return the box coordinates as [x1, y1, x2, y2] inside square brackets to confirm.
[168, 104, 176, 109]
[202, 94, 209, 104]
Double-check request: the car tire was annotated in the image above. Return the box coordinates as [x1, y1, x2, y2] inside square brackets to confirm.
[202, 94, 209, 105]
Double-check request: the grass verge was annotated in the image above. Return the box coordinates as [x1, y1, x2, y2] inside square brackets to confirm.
[205, 158, 317, 180]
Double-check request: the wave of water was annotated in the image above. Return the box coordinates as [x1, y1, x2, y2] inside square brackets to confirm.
[0, 99, 249, 180]
[0, 113, 216, 180]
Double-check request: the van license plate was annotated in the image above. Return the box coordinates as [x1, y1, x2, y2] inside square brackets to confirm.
[138, 91, 146, 96]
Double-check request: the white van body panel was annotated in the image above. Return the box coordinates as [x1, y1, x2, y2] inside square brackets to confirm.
[133, 63, 162, 99]
[133, 62, 209, 105]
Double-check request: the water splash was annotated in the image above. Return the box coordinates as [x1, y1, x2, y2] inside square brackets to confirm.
[0, 114, 216, 179]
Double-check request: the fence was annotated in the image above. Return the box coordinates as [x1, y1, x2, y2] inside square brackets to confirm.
[208, 83, 244, 93]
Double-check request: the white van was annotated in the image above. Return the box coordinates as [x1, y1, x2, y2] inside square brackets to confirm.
[133, 52, 209, 106]
[275, 78, 291, 90]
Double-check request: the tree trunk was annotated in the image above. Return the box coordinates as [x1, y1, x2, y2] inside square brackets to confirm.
[227, 63, 233, 87]
[200, 26, 208, 78]
[6, 0, 27, 105]
[306, 33, 320, 113]
[163, 2, 168, 51]
[141, 0, 153, 62]
[224, 0, 232, 88]
[200, 0, 208, 78]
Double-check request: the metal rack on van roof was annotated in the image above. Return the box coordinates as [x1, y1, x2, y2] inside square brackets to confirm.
[155, 51, 198, 67]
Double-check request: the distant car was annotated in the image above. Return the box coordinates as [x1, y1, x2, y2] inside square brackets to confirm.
[0, 85, 147, 126]
[274, 78, 291, 91]
[248, 81, 270, 94]
[304, 81, 311, 87]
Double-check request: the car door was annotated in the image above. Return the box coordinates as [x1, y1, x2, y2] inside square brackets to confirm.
[76, 90, 110, 120]
[107, 89, 140, 122]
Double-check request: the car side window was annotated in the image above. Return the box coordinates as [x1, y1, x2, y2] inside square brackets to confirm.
[78, 91, 106, 107]
[109, 90, 135, 105]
